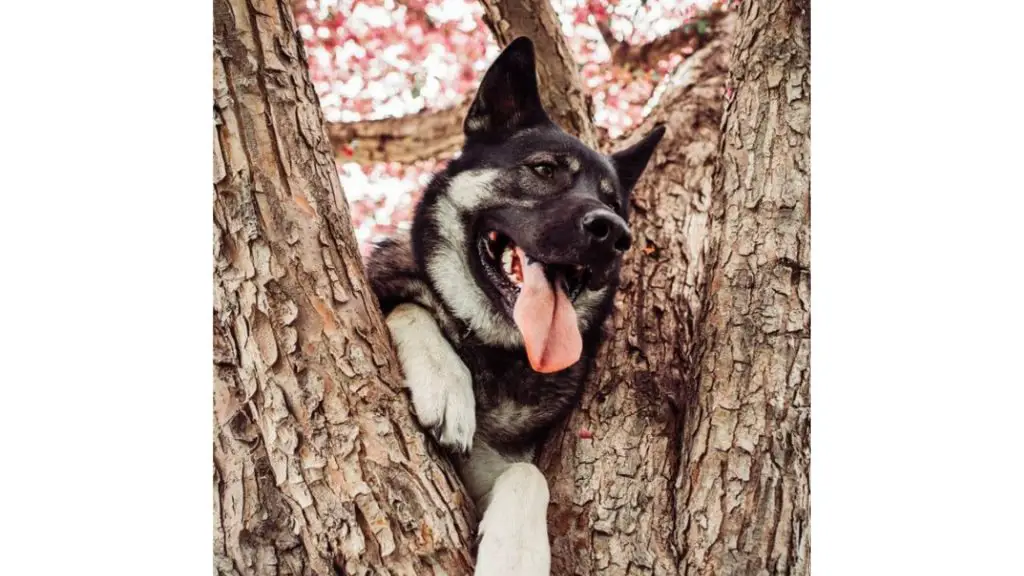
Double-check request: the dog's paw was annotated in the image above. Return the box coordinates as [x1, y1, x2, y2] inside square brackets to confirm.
[386, 304, 476, 453]
[406, 346, 476, 453]
[474, 463, 551, 576]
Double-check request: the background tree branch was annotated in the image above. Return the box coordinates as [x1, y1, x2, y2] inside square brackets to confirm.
[320, 2, 732, 162]
[327, 103, 469, 164]
[476, 0, 598, 146]
[597, 5, 731, 69]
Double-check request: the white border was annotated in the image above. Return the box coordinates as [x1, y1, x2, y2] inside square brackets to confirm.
[814, 1, 1024, 573]
[2, 0, 1023, 573]
[2, 1, 210, 573]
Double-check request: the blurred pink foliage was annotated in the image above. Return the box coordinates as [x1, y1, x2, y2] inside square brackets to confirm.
[294, 0, 719, 253]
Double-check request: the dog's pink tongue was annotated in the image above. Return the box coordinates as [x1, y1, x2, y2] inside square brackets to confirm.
[511, 247, 583, 373]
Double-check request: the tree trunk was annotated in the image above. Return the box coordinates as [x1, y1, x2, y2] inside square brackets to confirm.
[537, 28, 733, 575]
[678, 0, 810, 573]
[477, 0, 597, 147]
[531, 0, 810, 573]
[212, 0, 474, 574]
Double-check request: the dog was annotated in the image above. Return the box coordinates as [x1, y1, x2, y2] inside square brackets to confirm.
[366, 37, 664, 575]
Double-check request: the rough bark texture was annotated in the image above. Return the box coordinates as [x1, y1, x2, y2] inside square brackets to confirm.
[538, 27, 732, 575]
[326, 103, 469, 165]
[538, 0, 811, 572]
[677, 0, 810, 573]
[212, 0, 475, 574]
[477, 0, 597, 147]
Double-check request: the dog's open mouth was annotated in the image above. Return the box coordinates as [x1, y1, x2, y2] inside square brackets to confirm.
[478, 231, 590, 302]
[478, 230, 588, 374]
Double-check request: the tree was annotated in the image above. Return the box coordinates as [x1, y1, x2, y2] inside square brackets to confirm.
[212, 0, 474, 573]
[536, 1, 809, 573]
[681, 1, 810, 571]
[214, 0, 811, 573]
[538, 30, 734, 575]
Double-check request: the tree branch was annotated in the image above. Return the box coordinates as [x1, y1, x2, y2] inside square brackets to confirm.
[326, 103, 469, 164]
[477, 0, 598, 147]
[598, 5, 731, 69]
[323, 3, 732, 163]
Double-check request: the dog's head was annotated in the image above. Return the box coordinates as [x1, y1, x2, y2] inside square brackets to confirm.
[414, 37, 664, 373]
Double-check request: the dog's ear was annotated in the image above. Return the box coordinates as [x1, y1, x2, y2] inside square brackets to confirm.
[610, 124, 666, 196]
[464, 37, 550, 141]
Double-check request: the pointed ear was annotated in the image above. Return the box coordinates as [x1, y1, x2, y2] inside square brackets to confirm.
[464, 37, 550, 141]
[610, 124, 666, 195]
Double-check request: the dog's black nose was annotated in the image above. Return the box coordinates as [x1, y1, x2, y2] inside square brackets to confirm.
[582, 210, 632, 253]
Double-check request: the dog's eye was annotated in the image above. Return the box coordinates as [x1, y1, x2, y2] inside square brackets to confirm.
[530, 163, 556, 179]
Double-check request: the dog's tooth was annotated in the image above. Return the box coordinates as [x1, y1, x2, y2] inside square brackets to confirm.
[501, 248, 513, 273]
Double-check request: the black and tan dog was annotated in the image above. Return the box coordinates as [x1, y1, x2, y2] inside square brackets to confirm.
[367, 37, 663, 575]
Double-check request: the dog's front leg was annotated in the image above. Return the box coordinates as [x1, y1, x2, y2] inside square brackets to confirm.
[460, 442, 550, 576]
[385, 303, 476, 453]
[475, 463, 550, 576]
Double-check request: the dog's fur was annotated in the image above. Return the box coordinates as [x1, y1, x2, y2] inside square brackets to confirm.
[367, 37, 664, 575]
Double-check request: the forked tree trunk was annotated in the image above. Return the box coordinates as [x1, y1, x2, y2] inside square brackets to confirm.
[212, 0, 474, 574]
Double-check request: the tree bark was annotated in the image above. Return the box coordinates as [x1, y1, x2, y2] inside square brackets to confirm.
[326, 103, 469, 165]
[538, 28, 733, 575]
[212, 0, 474, 574]
[533, 0, 811, 573]
[477, 0, 597, 147]
[678, 0, 810, 573]
[212, 0, 810, 572]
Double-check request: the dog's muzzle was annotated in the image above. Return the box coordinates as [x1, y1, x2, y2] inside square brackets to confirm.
[482, 198, 632, 290]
